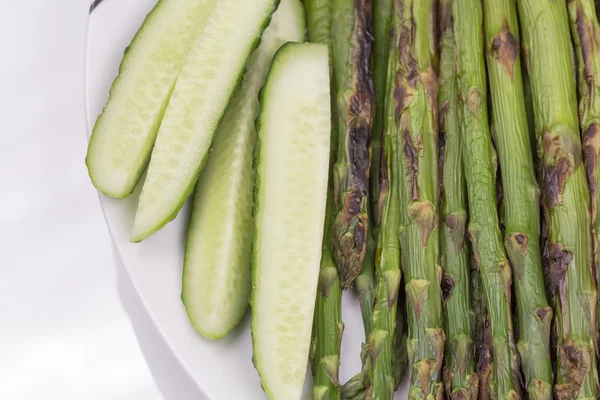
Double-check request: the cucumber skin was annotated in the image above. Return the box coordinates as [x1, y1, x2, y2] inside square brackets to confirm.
[87, 0, 218, 198]
[87, 2, 160, 198]
[251, 42, 330, 400]
[181, 0, 306, 341]
[130, 0, 281, 243]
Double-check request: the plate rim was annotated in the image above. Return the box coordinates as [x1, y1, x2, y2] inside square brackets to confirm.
[83, 2, 213, 399]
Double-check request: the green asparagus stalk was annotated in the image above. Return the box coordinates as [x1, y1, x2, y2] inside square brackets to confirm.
[521, 66, 537, 158]
[356, 233, 375, 339]
[312, 198, 344, 400]
[469, 234, 487, 392]
[394, 1, 445, 398]
[359, 21, 401, 399]
[463, 62, 486, 400]
[347, 232, 375, 397]
[331, 0, 374, 288]
[341, 374, 365, 400]
[518, 0, 599, 398]
[341, 17, 408, 393]
[305, 0, 332, 44]
[392, 282, 409, 389]
[482, 0, 554, 398]
[339, 221, 375, 400]
[304, 0, 338, 159]
[469, 250, 485, 367]
[568, 0, 600, 332]
[438, 1, 477, 398]
[364, 37, 406, 388]
[305, 2, 343, 399]
[370, 0, 394, 227]
[567, 0, 600, 393]
[343, 261, 407, 399]
[357, 0, 384, 368]
[341, 294, 407, 400]
[349, 0, 377, 384]
[341, 1, 396, 390]
[453, 0, 522, 398]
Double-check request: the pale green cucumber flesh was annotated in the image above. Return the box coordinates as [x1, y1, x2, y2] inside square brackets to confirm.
[251, 43, 331, 399]
[181, 0, 306, 340]
[130, 0, 280, 242]
[86, 0, 218, 198]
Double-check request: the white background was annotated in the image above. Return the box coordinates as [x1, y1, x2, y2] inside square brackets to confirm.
[0, 1, 170, 398]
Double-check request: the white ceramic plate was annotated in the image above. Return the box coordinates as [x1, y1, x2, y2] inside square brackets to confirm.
[85, 1, 409, 398]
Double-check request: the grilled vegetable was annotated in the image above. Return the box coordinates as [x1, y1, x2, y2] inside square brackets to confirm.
[438, 0, 478, 397]
[356, 235, 376, 338]
[355, 14, 401, 397]
[482, 0, 553, 398]
[395, 0, 445, 398]
[568, 0, 600, 396]
[370, 0, 394, 225]
[305, 1, 344, 399]
[518, 0, 600, 398]
[331, 0, 374, 288]
[454, 0, 522, 397]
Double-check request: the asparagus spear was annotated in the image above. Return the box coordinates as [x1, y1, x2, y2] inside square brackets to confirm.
[518, 0, 599, 398]
[305, 0, 332, 44]
[328, 0, 377, 391]
[438, 1, 478, 398]
[460, 46, 486, 400]
[392, 282, 409, 389]
[567, 0, 600, 393]
[331, 0, 374, 288]
[359, 21, 401, 399]
[453, 0, 522, 398]
[355, 0, 394, 345]
[521, 66, 537, 158]
[312, 195, 344, 400]
[358, 0, 397, 387]
[343, 248, 406, 399]
[305, 2, 344, 399]
[482, 0, 554, 398]
[341, 219, 374, 398]
[469, 249, 485, 369]
[339, 228, 375, 400]
[393, 0, 445, 398]
[370, 0, 394, 226]
[356, 233, 375, 339]
[469, 231, 487, 393]
[342, 9, 407, 394]
[304, 0, 338, 159]
[341, 374, 365, 400]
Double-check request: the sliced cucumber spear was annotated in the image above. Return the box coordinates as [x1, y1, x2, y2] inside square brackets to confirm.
[86, 0, 219, 198]
[251, 43, 331, 400]
[130, 0, 280, 242]
[181, 0, 306, 340]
